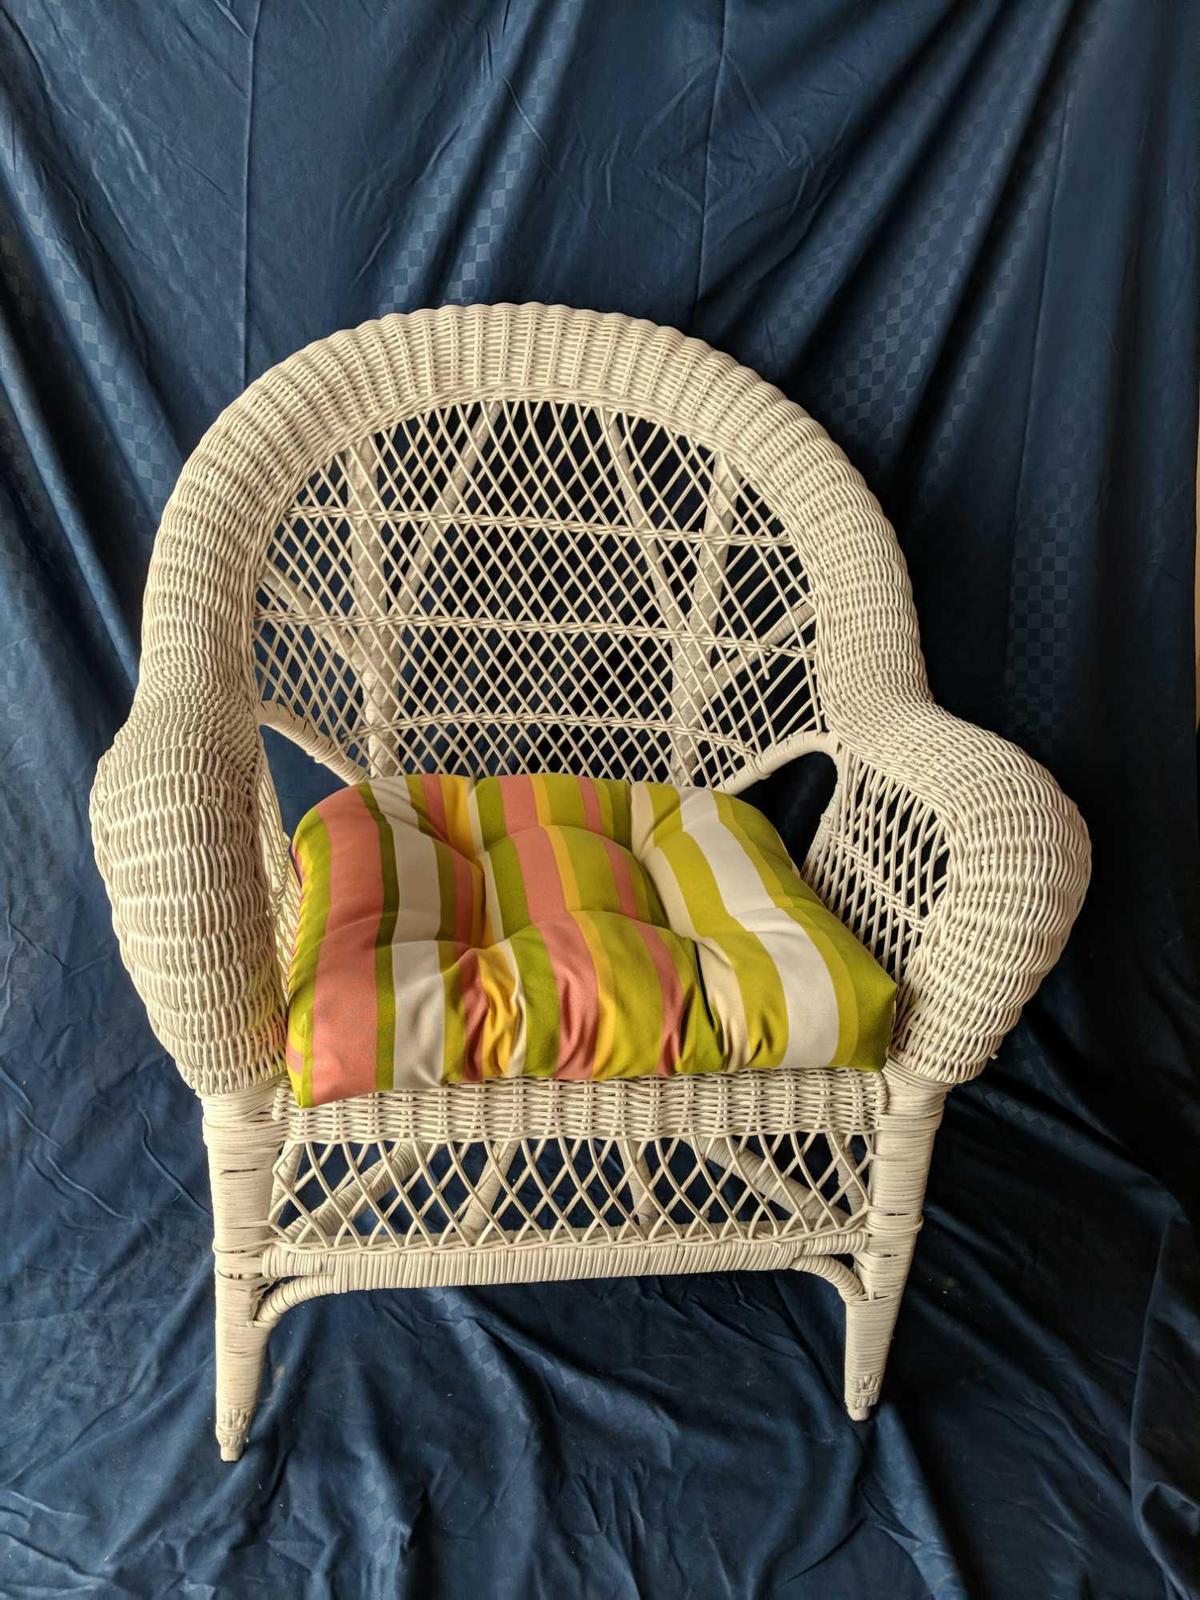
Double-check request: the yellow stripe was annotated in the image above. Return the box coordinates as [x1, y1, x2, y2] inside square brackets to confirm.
[547, 822, 582, 906]
[475, 944, 519, 1077]
[532, 772, 551, 827]
[441, 774, 475, 856]
[287, 810, 333, 1106]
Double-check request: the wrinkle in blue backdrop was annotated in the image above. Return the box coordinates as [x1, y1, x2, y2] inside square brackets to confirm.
[1, 2, 1198, 1596]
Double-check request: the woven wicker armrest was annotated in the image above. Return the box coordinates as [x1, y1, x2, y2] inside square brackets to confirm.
[90, 684, 287, 1096]
[811, 703, 1091, 1088]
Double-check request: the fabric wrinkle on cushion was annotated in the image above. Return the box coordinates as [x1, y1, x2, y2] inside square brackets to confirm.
[286, 773, 896, 1107]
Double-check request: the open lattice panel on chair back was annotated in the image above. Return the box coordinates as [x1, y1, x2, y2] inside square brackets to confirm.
[252, 397, 823, 786]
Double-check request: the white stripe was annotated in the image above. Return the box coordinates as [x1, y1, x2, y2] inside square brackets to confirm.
[632, 786, 753, 1065]
[369, 778, 451, 941]
[683, 791, 840, 1069]
[390, 939, 447, 1087]
[370, 779, 458, 1085]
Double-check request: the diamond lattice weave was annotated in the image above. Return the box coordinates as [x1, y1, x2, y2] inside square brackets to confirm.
[286, 773, 896, 1106]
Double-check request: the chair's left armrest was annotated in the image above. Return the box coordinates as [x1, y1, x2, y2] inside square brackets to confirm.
[809, 704, 1091, 1087]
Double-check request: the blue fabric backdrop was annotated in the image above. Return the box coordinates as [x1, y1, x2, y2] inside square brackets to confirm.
[1, 2, 1197, 1595]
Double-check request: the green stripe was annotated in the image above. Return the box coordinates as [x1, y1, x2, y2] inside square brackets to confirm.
[630, 855, 661, 924]
[508, 926, 560, 1076]
[608, 779, 632, 846]
[661, 930, 725, 1074]
[579, 909, 663, 1079]
[475, 778, 508, 849]
[562, 828, 613, 908]
[359, 783, 399, 1092]
[539, 773, 587, 829]
[643, 781, 680, 836]
[288, 809, 333, 1106]
[486, 836, 533, 933]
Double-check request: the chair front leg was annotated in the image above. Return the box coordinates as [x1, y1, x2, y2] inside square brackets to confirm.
[844, 1067, 946, 1419]
[201, 1083, 283, 1460]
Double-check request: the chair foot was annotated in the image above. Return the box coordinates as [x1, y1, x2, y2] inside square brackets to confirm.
[203, 1084, 280, 1461]
[217, 1408, 254, 1461]
[845, 1371, 882, 1421]
[843, 1293, 899, 1420]
[214, 1275, 271, 1461]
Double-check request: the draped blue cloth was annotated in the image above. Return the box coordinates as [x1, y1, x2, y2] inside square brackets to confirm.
[1, 3, 1196, 1593]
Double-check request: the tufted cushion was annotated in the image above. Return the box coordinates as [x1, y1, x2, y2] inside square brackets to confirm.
[285, 774, 896, 1107]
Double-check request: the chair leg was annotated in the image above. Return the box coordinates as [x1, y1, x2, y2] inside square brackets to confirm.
[214, 1272, 272, 1461]
[844, 1067, 947, 1420]
[844, 1286, 907, 1420]
[201, 1083, 282, 1462]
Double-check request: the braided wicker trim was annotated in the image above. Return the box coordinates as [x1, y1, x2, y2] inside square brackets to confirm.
[274, 1063, 886, 1143]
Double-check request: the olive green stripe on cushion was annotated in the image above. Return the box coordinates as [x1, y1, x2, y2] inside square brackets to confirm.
[286, 807, 333, 1107]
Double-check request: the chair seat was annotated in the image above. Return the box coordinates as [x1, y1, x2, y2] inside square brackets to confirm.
[285, 774, 895, 1107]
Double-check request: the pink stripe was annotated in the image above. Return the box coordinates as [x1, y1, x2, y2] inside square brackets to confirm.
[310, 790, 383, 1103]
[419, 772, 449, 840]
[601, 837, 640, 919]
[499, 774, 539, 836]
[511, 826, 567, 915]
[635, 924, 686, 1077]
[456, 947, 488, 1082]
[538, 914, 600, 1079]
[580, 776, 603, 833]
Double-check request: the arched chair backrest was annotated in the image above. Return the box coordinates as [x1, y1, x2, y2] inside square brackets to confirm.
[144, 304, 929, 797]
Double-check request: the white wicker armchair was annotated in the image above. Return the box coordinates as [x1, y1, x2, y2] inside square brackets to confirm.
[91, 304, 1090, 1461]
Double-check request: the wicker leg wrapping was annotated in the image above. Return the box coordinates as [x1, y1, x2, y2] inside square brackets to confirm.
[202, 1084, 281, 1461]
[844, 1069, 946, 1419]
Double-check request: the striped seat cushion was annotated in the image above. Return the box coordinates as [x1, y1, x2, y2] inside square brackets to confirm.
[286, 774, 896, 1107]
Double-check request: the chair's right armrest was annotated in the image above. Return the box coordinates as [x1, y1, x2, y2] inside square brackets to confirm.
[90, 684, 287, 1096]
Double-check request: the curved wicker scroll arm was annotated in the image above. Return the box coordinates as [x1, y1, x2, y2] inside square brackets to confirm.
[90, 688, 286, 1095]
[809, 706, 1090, 1087]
